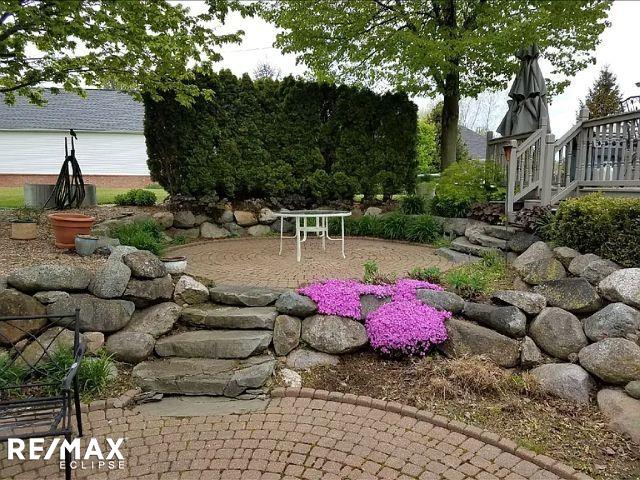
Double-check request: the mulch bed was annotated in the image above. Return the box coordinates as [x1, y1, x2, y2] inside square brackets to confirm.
[296, 352, 640, 480]
[0, 205, 161, 277]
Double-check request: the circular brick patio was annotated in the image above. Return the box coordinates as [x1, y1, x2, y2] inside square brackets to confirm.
[1, 389, 585, 480]
[168, 237, 455, 288]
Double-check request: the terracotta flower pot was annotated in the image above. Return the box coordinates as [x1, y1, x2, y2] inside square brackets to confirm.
[48, 213, 96, 249]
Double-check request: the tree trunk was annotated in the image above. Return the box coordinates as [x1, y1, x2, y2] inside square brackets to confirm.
[440, 73, 460, 170]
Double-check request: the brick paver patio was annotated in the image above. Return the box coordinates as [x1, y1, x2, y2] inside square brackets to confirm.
[1, 389, 585, 480]
[168, 237, 455, 288]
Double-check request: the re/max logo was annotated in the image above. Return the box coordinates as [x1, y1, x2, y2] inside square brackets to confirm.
[6, 437, 125, 461]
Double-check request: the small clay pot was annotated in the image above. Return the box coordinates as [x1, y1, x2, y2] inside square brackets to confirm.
[161, 256, 187, 274]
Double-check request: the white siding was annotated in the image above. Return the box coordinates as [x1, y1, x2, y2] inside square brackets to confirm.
[0, 131, 149, 175]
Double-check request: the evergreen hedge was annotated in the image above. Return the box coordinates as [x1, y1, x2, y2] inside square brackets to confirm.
[144, 71, 417, 204]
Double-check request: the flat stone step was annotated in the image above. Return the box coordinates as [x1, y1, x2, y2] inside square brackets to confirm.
[155, 330, 272, 359]
[435, 247, 482, 265]
[181, 304, 276, 330]
[469, 233, 507, 250]
[450, 237, 503, 257]
[209, 285, 284, 307]
[132, 356, 275, 397]
[483, 225, 521, 240]
[134, 396, 269, 417]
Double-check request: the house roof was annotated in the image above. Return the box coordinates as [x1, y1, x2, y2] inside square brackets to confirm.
[0, 90, 143, 133]
[460, 125, 487, 159]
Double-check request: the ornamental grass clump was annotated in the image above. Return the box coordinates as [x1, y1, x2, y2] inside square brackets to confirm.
[299, 277, 450, 356]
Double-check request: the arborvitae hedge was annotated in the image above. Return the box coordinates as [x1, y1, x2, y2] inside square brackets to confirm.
[144, 71, 417, 205]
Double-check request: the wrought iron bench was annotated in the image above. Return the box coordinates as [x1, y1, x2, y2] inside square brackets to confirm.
[0, 310, 84, 480]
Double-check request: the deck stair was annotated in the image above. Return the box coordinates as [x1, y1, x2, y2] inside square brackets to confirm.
[133, 285, 282, 398]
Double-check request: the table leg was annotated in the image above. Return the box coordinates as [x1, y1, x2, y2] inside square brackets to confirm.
[341, 217, 345, 259]
[321, 216, 326, 251]
[296, 217, 302, 262]
[278, 217, 284, 255]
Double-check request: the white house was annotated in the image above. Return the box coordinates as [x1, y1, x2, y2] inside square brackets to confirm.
[0, 90, 151, 187]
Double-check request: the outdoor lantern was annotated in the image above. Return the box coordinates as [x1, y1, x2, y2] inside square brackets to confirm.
[503, 143, 513, 162]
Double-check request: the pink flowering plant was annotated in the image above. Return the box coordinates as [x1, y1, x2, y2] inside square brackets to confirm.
[298, 278, 450, 356]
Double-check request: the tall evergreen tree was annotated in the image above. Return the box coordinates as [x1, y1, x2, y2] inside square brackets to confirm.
[580, 66, 623, 118]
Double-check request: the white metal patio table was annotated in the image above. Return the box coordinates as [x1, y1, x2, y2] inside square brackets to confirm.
[274, 210, 351, 262]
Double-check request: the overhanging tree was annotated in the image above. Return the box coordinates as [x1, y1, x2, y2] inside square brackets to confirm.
[261, 0, 612, 169]
[0, 0, 254, 105]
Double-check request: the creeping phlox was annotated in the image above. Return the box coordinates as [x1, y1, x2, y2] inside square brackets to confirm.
[299, 278, 451, 356]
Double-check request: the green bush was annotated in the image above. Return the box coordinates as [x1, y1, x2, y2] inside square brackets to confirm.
[114, 189, 157, 206]
[400, 194, 426, 215]
[408, 266, 442, 283]
[552, 194, 640, 267]
[445, 251, 507, 299]
[432, 160, 505, 218]
[144, 70, 418, 205]
[405, 215, 441, 243]
[378, 213, 407, 240]
[112, 220, 166, 256]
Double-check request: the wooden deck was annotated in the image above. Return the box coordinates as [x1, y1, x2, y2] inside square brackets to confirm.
[486, 106, 640, 215]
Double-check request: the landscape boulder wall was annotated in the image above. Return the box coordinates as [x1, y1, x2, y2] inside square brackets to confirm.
[301, 315, 368, 354]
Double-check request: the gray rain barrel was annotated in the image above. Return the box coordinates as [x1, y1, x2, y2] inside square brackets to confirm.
[24, 184, 98, 209]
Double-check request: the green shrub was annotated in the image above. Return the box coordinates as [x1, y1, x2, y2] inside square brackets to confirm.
[405, 215, 441, 243]
[172, 234, 188, 245]
[552, 193, 640, 267]
[114, 189, 157, 206]
[112, 220, 165, 256]
[39, 347, 114, 400]
[363, 260, 380, 284]
[444, 251, 507, 299]
[145, 70, 418, 204]
[432, 160, 505, 218]
[378, 213, 407, 240]
[400, 194, 426, 215]
[408, 266, 442, 283]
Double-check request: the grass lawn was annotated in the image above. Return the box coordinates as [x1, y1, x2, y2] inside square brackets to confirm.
[0, 187, 168, 209]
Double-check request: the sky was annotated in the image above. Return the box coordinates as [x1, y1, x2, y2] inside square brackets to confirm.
[198, 0, 640, 137]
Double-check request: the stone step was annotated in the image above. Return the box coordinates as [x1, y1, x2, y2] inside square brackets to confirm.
[435, 247, 482, 265]
[209, 284, 284, 307]
[483, 225, 521, 241]
[181, 304, 276, 330]
[468, 232, 507, 250]
[450, 237, 503, 257]
[155, 330, 272, 359]
[132, 356, 275, 397]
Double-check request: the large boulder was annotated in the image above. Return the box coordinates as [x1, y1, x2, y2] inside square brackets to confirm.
[200, 222, 231, 239]
[173, 210, 196, 228]
[247, 225, 271, 237]
[583, 303, 640, 342]
[491, 290, 546, 315]
[597, 389, 640, 444]
[181, 305, 276, 330]
[439, 318, 520, 368]
[626, 380, 640, 400]
[123, 251, 167, 279]
[173, 276, 210, 306]
[553, 246, 580, 269]
[209, 284, 283, 307]
[599, 268, 640, 308]
[529, 307, 588, 360]
[533, 278, 602, 314]
[123, 302, 181, 338]
[301, 315, 368, 354]
[416, 289, 464, 314]
[47, 294, 134, 332]
[275, 291, 317, 317]
[359, 295, 391, 320]
[7, 265, 92, 293]
[506, 232, 540, 253]
[513, 242, 566, 285]
[259, 208, 277, 224]
[520, 336, 543, 369]
[531, 363, 595, 404]
[89, 261, 131, 299]
[568, 253, 601, 276]
[364, 207, 382, 217]
[155, 330, 272, 359]
[234, 210, 258, 227]
[0, 289, 46, 345]
[153, 211, 174, 229]
[581, 258, 620, 285]
[14, 327, 81, 368]
[286, 349, 340, 370]
[578, 338, 640, 384]
[273, 315, 301, 356]
[108, 245, 138, 263]
[123, 274, 174, 308]
[461, 302, 527, 338]
[105, 331, 155, 364]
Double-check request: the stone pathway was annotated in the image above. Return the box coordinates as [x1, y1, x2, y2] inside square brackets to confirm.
[168, 238, 455, 288]
[0, 389, 588, 480]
